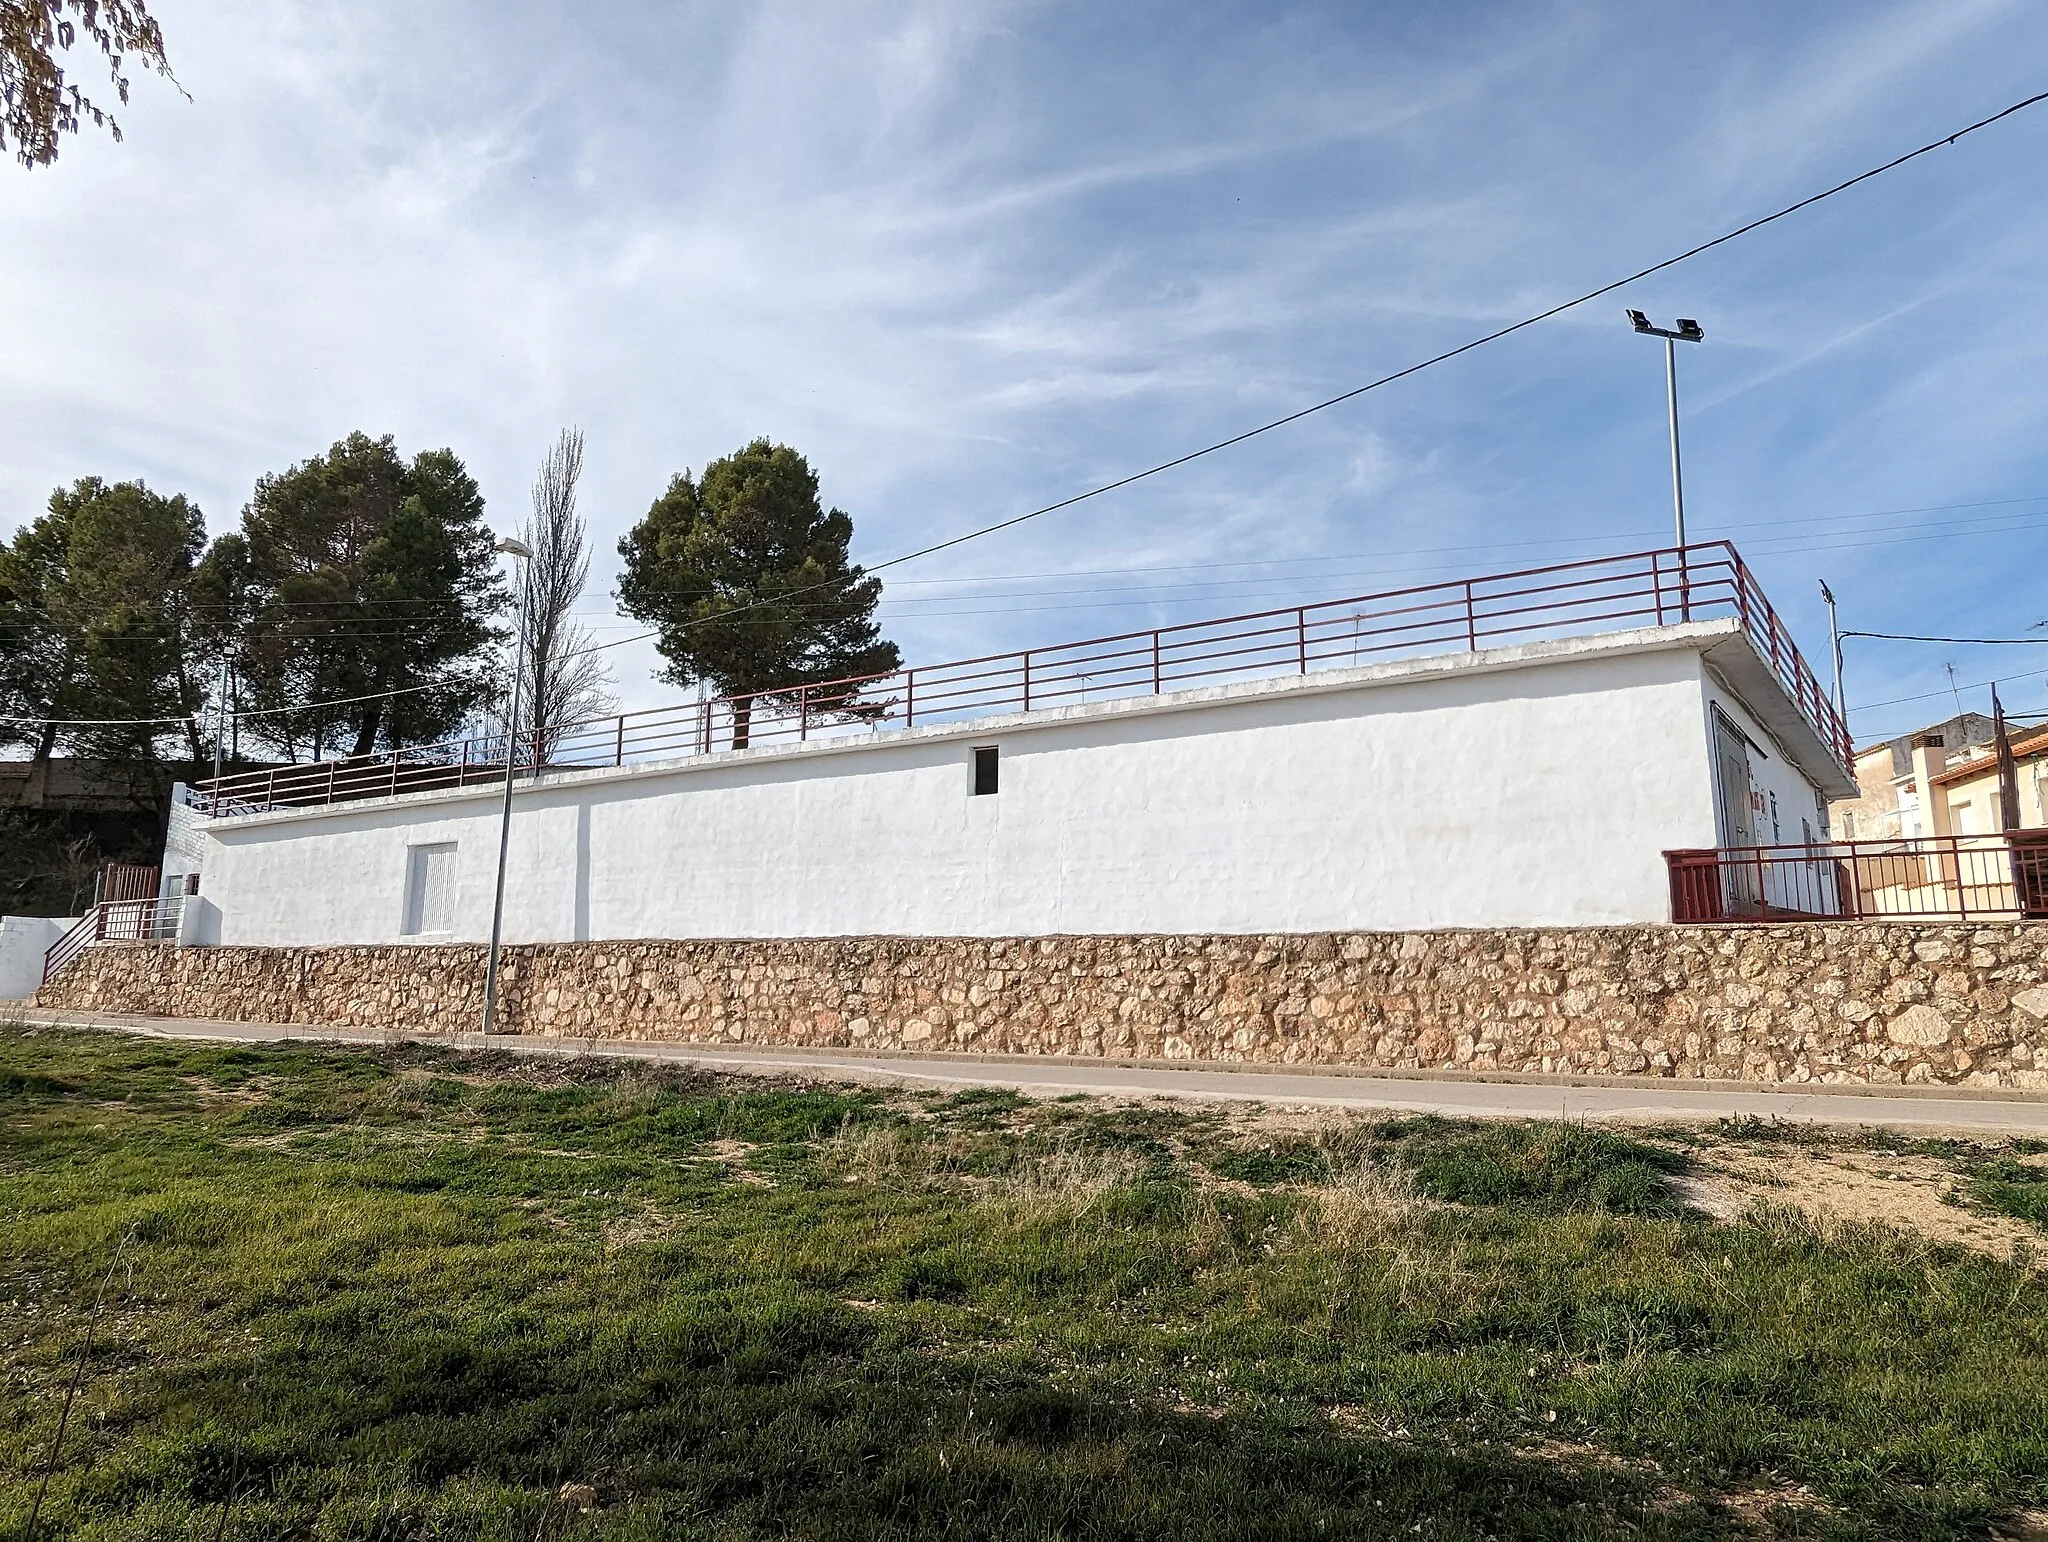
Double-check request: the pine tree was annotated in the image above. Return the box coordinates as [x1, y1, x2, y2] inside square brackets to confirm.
[224, 433, 504, 760]
[617, 439, 899, 747]
[0, 477, 206, 760]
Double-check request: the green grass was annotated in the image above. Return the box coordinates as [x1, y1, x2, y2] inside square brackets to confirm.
[2, 1024, 2046, 1539]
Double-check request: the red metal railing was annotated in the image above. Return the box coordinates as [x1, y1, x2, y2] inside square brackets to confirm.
[1667, 832, 2048, 924]
[193, 540, 1851, 817]
[39, 897, 180, 985]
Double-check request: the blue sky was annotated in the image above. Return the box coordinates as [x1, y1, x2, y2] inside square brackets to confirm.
[5, 0, 2047, 745]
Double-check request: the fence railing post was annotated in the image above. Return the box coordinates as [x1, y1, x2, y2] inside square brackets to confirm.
[615, 715, 625, 766]
[1651, 552, 1665, 627]
[1021, 653, 1031, 713]
[905, 672, 915, 728]
[1152, 631, 1162, 693]
[1463, 582, 1477, 651]
[1297, 610, 1308, 672]
[799, 685, 810, 741]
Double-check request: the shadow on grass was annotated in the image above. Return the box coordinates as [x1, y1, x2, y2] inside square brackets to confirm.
[35, 1331, 1748, 1541]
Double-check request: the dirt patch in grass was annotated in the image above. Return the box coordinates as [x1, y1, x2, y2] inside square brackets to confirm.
[704, 1136, 774, 1185]
[1715, 1479, 1838, 1529]
[1675, 1143, 2041, 1260]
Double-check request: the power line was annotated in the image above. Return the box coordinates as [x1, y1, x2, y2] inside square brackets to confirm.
[15, 92, 2048, 720]
[1855, 667, 2048, 715]
[1842, 630, 2048, 645]
[884, 498, 2048, 589]
[0, 675, 477, 729]
[10, 494, 2048, 639]
[565, 86, 2048, 662]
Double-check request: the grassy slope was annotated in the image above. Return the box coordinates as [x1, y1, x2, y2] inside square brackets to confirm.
[0, 1025, 2044, 1540]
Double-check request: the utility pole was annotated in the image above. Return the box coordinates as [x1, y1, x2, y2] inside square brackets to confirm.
[1818, 579, 1846, 743]
[483, 537, 534, 1037]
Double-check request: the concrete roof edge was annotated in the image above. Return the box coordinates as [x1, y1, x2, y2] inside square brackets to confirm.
[204, 619, 1755, 830]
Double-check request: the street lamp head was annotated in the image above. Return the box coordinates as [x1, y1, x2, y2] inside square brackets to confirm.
[1626, 308, 1654, 333]
[1675, 318, 1704, 343]
[494, 536, 534, 559]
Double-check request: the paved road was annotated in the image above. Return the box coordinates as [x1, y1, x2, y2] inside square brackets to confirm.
[15, 1007, 2048, 1135]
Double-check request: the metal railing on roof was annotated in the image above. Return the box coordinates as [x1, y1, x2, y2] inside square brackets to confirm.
[192, 540, 1851, 817]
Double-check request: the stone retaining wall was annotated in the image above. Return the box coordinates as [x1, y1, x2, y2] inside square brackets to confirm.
[32, 924, 2048, 1088]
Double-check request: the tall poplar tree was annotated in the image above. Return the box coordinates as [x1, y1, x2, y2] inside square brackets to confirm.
[616, 439, 899, 747]
[216, 432, 504, 760]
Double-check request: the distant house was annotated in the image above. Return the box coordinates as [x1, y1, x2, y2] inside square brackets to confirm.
[1831, 713, 2048, 842]
[1829, 714, 1993, 842]
[1924, 725, 2048, 835]
[144, 543, 1853, 944]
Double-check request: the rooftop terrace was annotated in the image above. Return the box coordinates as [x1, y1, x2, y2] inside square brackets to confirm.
[192, 540, 1851, 818]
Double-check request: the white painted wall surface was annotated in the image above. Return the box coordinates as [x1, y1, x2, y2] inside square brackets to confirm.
[189, 628, 1781, 944]
[0, 915, 76, 999]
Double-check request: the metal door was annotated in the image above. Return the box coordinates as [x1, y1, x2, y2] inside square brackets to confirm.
[1711, 710, 1759, 914]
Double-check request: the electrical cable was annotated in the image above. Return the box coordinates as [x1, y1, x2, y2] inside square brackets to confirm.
[0, 675, 474, 728]
[13, 91, 2048, 728]
[554, 86, 2048, 663]
[1842, 630, 2048, 645]
[7, 497, 2047, 638]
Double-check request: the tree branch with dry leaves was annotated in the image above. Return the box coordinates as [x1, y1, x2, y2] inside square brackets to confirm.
[2, 0, 179, 169]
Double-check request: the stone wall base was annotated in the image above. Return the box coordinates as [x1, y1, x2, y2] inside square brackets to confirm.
[32, 925, 2048, 1089]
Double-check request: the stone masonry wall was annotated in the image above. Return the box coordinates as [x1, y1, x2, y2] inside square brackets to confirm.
[31, 924, 2048, 1089]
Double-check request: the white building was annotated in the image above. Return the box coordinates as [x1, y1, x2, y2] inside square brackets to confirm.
[148, 545, 1854, 949]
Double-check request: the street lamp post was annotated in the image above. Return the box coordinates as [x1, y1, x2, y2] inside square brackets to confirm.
[1627, 310, 1704, 617]
[482, 536, 533, 1037]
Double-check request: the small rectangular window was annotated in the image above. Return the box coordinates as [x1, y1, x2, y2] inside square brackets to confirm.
[971, 745, 999, 796]
[403, 842, 457, 935]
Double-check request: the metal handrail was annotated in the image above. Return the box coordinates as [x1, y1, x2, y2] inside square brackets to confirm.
[193, 540, 1851, 817]
[1667, 831, 2048, 925]
[39, 896, 183, 985]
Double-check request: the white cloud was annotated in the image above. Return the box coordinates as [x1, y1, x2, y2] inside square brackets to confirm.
[3, 0, 2047, 731]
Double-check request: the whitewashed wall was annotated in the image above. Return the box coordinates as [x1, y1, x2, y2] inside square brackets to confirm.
[0, 915, 75, 999]
[187, 625, 1848, 944]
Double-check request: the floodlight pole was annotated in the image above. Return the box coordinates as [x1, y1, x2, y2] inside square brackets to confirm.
[1663, 336, 1685, 551]
[1627, 311, 1704, 618]
[483, 539, 533, 1038]
[212, 653, 229, 785]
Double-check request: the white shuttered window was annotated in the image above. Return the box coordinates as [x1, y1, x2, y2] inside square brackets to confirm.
[402, 843, 457, 936]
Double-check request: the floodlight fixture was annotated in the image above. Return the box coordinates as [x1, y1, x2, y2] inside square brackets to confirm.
[1623, 309, 1703, 344]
